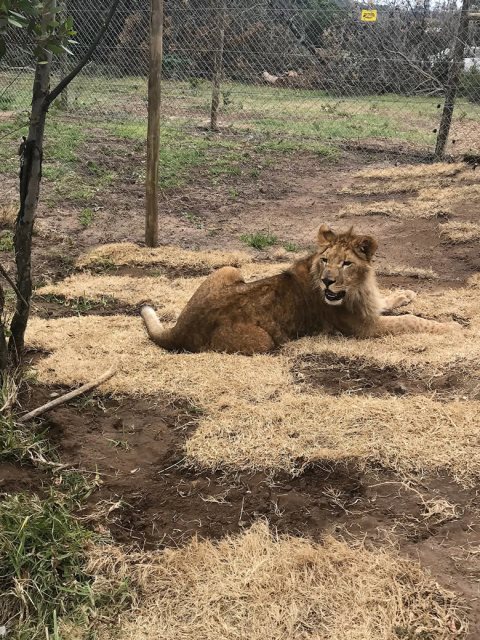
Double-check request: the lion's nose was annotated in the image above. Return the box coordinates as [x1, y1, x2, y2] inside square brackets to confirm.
[322, 277, 335, 288]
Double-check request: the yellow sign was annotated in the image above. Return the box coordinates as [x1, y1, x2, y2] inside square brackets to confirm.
[361, 9, 377, 21]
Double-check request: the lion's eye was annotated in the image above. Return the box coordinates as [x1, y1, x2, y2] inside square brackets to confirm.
[322, 257, 328, 263]
[343, 261, 352, 267]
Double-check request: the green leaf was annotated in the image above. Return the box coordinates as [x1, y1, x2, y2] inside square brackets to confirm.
[45, 42, 63, 54]
[9, 10, 29, 19]
[7, 15, 26, 28]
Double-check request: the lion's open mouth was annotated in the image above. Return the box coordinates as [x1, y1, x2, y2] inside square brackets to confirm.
[324, 289, 346, 303]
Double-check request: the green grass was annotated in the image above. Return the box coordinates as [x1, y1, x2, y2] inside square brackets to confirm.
[102, 120, 257, 187]
[249, 114, 430, 145]
[0, 490, 95, 639]
[39, 292, 116, 313]
[0, 230, 14, 251]
[79, 207, 95, 228]
[181, 211, 204, 228]
[0, 388, 111, 638]
[0, 413, 50, 465]
[4, 74, 479, 215]
[283, 241, 299, 252]
[241, 231, 277, 250]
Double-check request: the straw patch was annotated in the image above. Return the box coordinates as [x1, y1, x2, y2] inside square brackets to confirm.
[76, 242, 252, 272]
[338, 198, 444, 220]
[187, 391, 480, 482]
[467, 273, 480, 288]
[408, 286, 480, 324]
[0, 203, 16, 228]
[376, 264, 438, 279]
[440, 221, 480, 244]
[355, 162, 465, 181]
[285, 324, 480, 373]
[341, 178, 453, 197]
[80, 523, 465, 640]
[338, 182, 480, 221]
[342, 162, 474, 197]
[417, 182, 480, 204]
[37, 274, 204, 321]
[36, 263, 290, 319]
[26, 316, 289, 409]
[26, 278, 479, 480]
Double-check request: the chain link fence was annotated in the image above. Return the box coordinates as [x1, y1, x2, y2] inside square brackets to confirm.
[1, 0, 480, 159]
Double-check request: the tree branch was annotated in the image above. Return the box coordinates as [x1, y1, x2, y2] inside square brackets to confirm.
[0, 263, 28, 306]
[45, 0, 122, 107]
[384, 47, 444, 90]
[18, 365, 117, 422]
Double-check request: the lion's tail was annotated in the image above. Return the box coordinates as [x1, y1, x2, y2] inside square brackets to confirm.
[140, 305, 176, 350]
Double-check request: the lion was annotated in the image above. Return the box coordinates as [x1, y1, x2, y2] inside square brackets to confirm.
[140, 225, 460, 354]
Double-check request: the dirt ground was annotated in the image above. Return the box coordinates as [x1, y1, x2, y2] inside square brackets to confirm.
[2, 144, 480, 636]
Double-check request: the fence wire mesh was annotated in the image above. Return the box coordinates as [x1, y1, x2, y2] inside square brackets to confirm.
[1, 0, 480, 160]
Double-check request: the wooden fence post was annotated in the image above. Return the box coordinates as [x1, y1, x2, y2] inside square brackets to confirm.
[146, 0, 164, 247]
[434, 0, 471, 160]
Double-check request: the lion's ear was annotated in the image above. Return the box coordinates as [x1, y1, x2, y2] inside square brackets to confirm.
[353, 235, 378, 261]
[317, 224, 336, 247]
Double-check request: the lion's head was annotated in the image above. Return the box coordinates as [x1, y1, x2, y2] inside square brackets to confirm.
[311, 225, 378, 306]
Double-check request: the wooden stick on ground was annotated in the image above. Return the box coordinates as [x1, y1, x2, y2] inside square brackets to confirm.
[19, 366, 117, 423]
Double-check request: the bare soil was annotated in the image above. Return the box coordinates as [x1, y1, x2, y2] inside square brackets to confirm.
[3, 144, 480, 636]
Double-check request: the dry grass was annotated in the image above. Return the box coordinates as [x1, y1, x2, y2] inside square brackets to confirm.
[37, 274, 204, 321]
[440, 221, 480, 244]
[341, 162, 475, 197]
[76, 242, 252, 271]
[187, 391, 480, 482]
[416, 182, 480, 203]
[27, 279, 480, 481]
[376, 264, 438, 279]
[467, 273, 480, 288]
[36, 263, 290, 319]
[286, 326, 480, 378]
[408, 285, 480, 323]
[341, 178, 453, 197]
[26, 238, 480, 481]
[338, 182, 480, 221]
[338, 198, 444, 220]
[355, 162, 465, 181]
[26, 315, 290, 409]
[0, 203, 16, 228]
[75, 523, 465, 640]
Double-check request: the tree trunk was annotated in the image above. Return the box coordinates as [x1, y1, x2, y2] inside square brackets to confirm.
[8, 1, 54, 363]
[0, 282, 8, 376]
[210, 0, 226, 131]
[145, 0, 164, 248]
[434, 0, 471, 160]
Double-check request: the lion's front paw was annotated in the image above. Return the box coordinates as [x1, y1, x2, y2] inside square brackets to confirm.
[396, 289, 417, 307]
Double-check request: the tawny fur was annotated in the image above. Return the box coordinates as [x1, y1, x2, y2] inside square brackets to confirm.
[141, 225, 461, 354]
